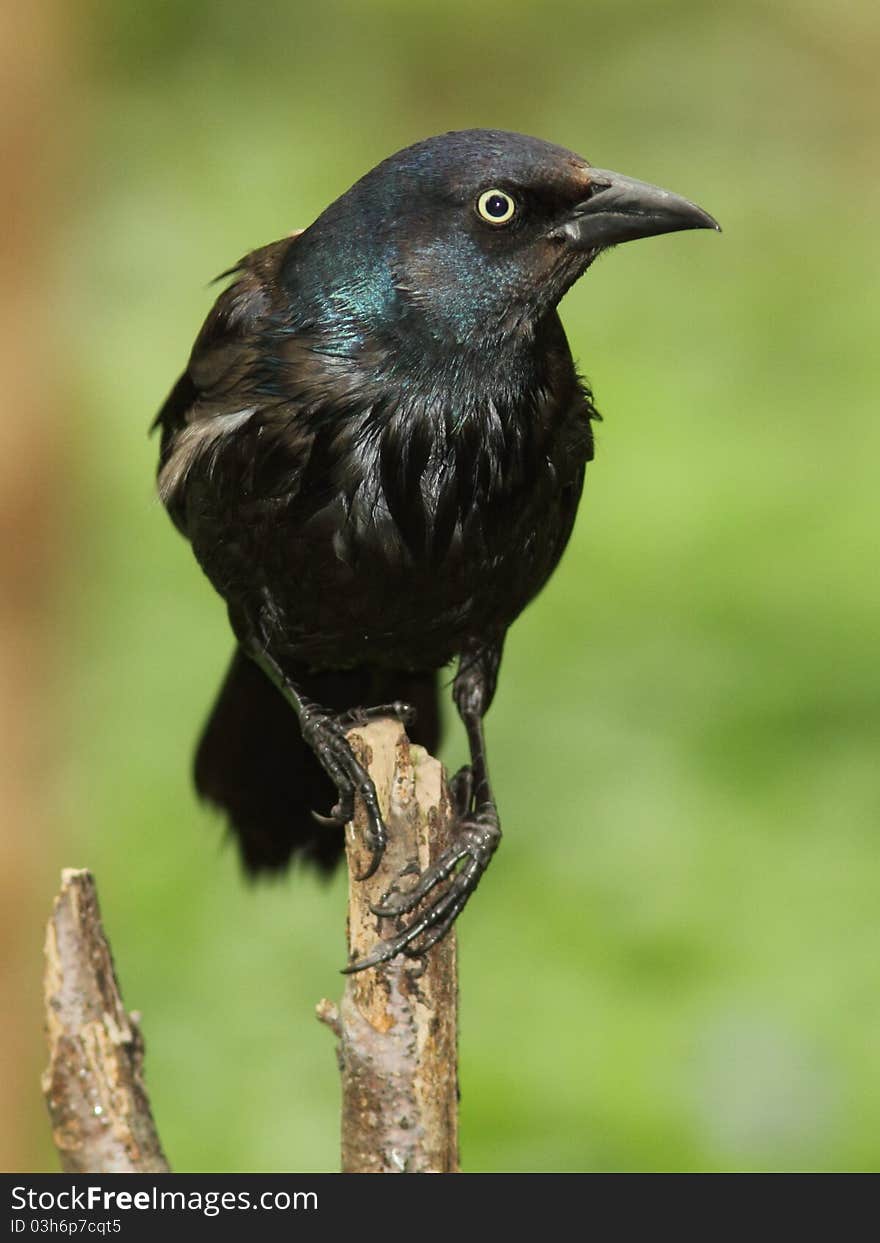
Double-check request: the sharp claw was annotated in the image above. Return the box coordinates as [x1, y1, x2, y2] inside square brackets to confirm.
[352, 800, 388, 881]
[370, 862, 419, 918]
[341, 940, 397, 974]
[353, 843, 384, 882]
[370, 896, 403, 917]
[310, 808, 345, 828]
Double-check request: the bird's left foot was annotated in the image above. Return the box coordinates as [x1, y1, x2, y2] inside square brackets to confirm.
[342, 803, 501, 973]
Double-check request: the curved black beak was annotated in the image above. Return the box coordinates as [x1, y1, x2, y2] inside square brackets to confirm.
[562, 168, 720, 250]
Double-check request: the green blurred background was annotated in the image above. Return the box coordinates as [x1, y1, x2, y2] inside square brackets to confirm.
[2, 0, 878, 1172]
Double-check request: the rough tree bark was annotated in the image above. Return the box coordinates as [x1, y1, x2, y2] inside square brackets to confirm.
[317, 719, 460, 1173]
[41, 869, 170, 1173]
[41, 725, 460, 1173]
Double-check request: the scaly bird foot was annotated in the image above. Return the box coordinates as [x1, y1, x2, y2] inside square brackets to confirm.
[334, 701, 416, 731]
[303, 713, 389, 879]
[342, 803, 501, 973]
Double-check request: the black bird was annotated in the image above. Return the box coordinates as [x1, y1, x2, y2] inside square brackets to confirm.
[154, 130, 718, 970]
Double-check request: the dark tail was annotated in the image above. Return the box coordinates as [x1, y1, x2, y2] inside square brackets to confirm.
[194, 648, 441, 875]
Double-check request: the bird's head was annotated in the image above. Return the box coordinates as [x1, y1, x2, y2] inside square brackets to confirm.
[286, 129, 719, 357]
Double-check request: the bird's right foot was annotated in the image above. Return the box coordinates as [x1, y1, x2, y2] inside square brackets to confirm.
[303, 712, 389, 879]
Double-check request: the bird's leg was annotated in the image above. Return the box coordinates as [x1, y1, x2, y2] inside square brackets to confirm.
[344, 642, 504, 972]
[245, 641, 390, 880]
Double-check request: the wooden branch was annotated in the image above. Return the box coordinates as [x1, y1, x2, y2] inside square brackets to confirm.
[41, 868, 170, 1173]
[317, 720, 459, 1173]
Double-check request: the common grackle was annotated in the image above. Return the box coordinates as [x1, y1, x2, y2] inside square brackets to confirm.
[154, 130, 718, 970]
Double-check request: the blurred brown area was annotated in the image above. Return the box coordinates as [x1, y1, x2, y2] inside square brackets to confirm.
[0, 1, 68, 1172]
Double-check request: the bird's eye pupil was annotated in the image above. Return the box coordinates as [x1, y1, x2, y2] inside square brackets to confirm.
[477, 189, 516, 224]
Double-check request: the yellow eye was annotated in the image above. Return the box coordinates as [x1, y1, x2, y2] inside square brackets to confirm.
[477, 189, 516, 225]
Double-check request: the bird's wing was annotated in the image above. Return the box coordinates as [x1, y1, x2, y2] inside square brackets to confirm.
[152, 234, 302, 530]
